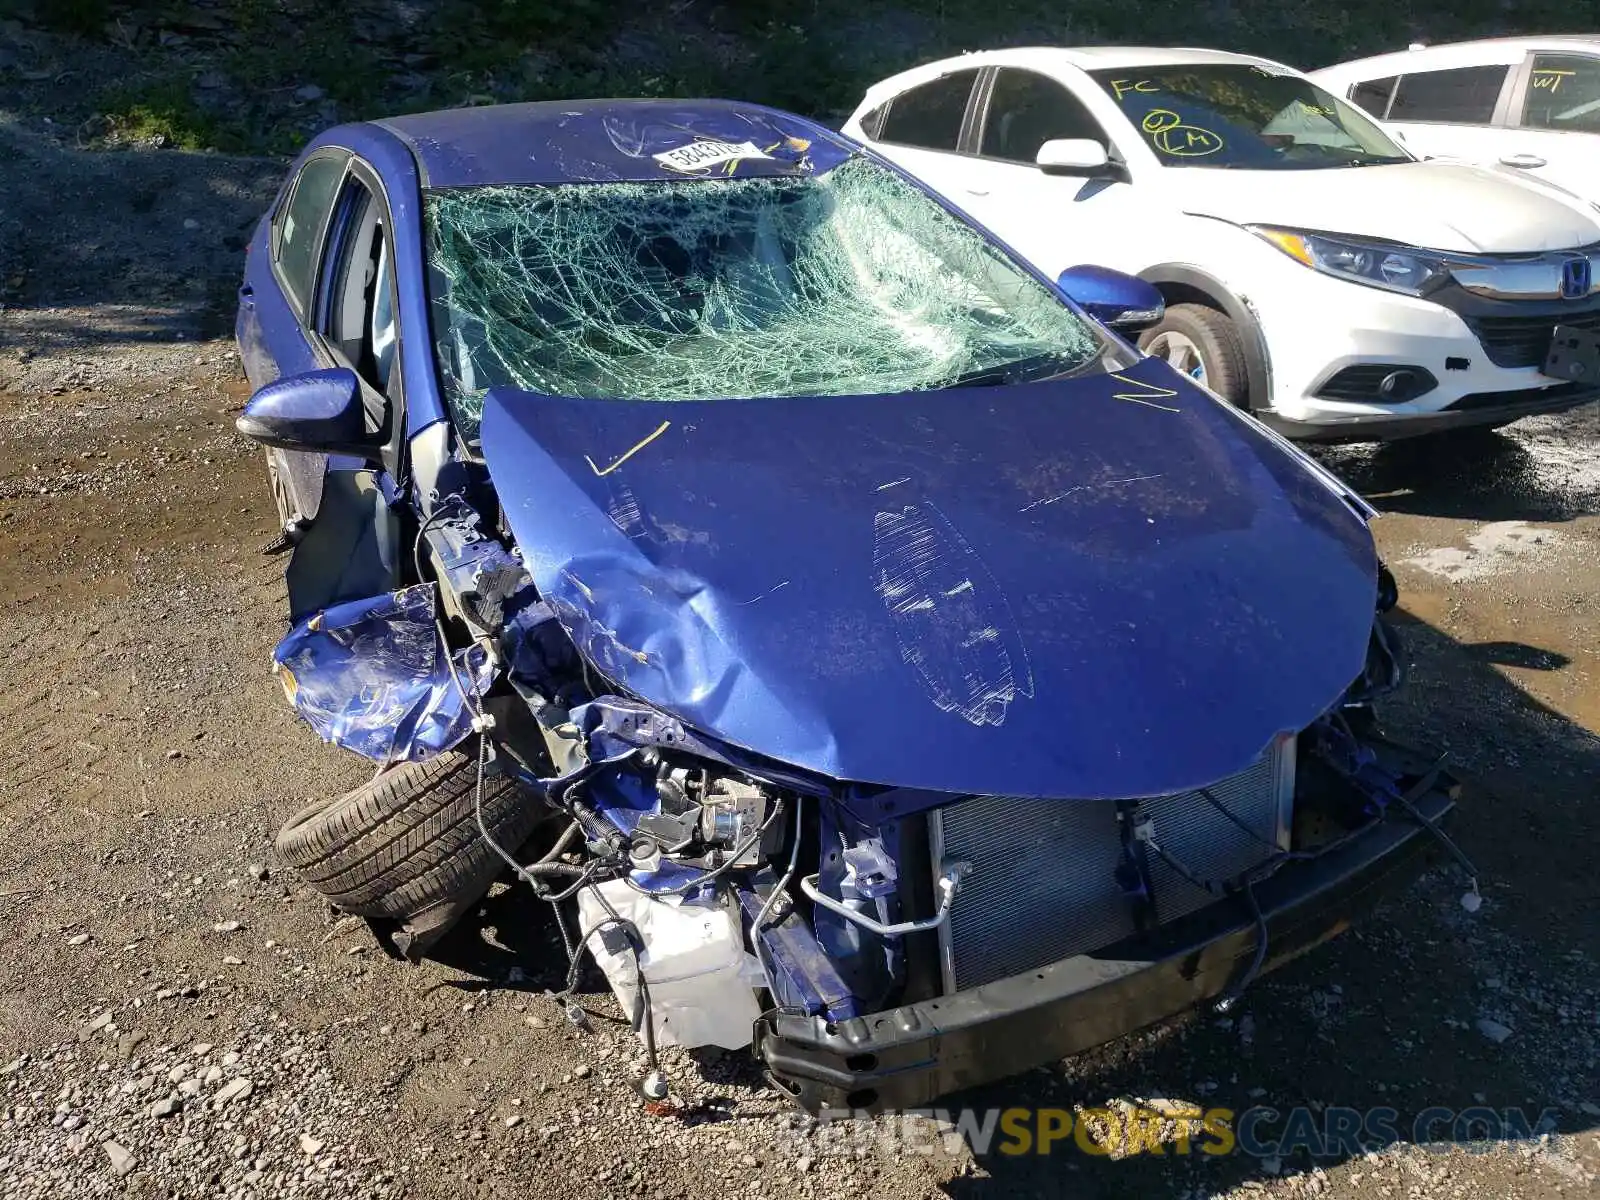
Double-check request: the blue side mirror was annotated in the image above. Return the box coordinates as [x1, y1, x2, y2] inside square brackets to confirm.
[1056, 265, 1165, 332]
[236, 367, 377, 457]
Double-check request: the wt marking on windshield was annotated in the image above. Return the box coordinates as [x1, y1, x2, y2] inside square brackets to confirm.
[1108, 373, 1181, 412]
[873, 502, 1034, 728]
[584, 420, 672, 477]
[1532, 69, 1576, 93]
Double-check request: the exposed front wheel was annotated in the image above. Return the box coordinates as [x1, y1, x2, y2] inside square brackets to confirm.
[274, 749, 549, 960]
[264, 448, 294, 528]
[1138, 302, 1249, 408]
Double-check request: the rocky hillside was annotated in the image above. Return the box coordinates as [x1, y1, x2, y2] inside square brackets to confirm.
[0, 0, 1585, 157]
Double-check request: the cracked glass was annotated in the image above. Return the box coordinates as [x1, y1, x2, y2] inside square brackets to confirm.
[423, 156, 1105, 438]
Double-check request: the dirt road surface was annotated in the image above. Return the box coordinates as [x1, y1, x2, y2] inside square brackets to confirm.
[0, 118, 1596, 1200]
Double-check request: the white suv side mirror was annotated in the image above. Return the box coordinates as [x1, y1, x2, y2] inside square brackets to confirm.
[1035, 138, 1121, 179]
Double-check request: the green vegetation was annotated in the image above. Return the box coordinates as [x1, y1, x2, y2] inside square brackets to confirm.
[21, 0, 1593, 156]
[98, 70, 303, 154]
[99, 74, 237, 151]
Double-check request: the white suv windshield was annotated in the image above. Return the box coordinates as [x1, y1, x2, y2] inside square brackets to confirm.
[1089, 64, 1412, 170]
[425, 156, 1109, 436]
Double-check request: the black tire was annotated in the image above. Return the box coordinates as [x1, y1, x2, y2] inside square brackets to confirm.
[1138, 302, 1250, 407]
[275, 748, 546, 922]
[264, 449, 293, 528]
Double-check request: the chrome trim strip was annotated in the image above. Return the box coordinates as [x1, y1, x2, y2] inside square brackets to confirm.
[1452, 248, 1600, 301]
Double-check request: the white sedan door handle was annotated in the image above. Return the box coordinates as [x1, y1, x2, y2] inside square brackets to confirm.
[1500, 153, 1548, 169]
[964, 187, 991, 196]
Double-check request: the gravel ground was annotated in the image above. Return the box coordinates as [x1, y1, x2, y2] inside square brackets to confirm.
[1, 87, 1598, 1200]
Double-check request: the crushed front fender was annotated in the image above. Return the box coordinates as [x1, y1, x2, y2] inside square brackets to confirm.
[273, 583, 493, 766]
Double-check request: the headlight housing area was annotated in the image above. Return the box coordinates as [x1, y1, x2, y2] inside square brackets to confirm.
[1248, 226, 1453, 296]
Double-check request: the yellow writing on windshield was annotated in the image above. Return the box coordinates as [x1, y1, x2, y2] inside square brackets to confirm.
[1110, 78, 1161, 100]
[1141, 109, 1224, 157]
[1532, 69, 1577, 93]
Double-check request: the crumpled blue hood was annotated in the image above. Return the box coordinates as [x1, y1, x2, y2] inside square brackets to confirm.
[479, 358, 1378, 799]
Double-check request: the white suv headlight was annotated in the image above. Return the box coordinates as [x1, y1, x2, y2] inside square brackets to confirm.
[1247, 226, 1452, 296]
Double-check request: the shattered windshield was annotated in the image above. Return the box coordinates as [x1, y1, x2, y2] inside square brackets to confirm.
[1089, 64, 1412, 169]
[424, 156, 1108, 437]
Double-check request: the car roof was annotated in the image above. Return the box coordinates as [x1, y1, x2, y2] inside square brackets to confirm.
[856, 46, 1300, 108]
[1028, 45, 1295, 69]
[1313, 35, 1600, 79]
[371, 98, 855, 188]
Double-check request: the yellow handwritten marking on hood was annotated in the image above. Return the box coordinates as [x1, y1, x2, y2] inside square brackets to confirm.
[1108, 372, 1182, 412]
[583, 420, 672, 477]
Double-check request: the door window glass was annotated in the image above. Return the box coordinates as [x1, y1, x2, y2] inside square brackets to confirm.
[1521, 54, 1600, 134]
[857, 103, 890, 139]
[275, 154, 346, 313]
[323, 179, 399, 397]
[980, 69, 1106, 162]
[1348, 76, 1398, 118]
[878, 70, 980, 150]
[1389, 65, 1509, 123]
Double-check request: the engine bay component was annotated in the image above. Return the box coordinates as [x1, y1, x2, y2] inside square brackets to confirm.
[697, 776, 770, 867]
[930, 737, 1294, 991]
[604, 760, 777, 873]
[628, 837, 664, 874]
[576, 878, 762, 1050]
[800, 858, 972, 938]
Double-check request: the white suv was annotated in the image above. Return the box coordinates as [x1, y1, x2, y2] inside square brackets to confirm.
[844, 47, 1600, 440]
[1309, 37, 1600, 204]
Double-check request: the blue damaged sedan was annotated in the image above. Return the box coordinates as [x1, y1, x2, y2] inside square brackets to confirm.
[233, 99, 1467, 1112]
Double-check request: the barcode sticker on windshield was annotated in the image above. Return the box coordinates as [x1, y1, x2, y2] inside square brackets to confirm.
[653, 139, 773, 174]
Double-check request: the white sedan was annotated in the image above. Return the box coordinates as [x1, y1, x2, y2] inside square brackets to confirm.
[1308, 36, 1600, 204]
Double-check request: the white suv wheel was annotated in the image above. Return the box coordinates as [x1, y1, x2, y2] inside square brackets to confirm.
[1145, 330, 1209, 385]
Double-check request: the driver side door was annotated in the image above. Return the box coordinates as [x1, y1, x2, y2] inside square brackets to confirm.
[242, 149, 348, 539]
[280, 161, 407, 621]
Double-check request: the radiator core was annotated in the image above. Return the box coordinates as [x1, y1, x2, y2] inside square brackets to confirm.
[928, 736, 1295, 993]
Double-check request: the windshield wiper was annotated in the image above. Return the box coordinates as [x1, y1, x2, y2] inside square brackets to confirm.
[943, 351, 1076, 389]
[1343, 155, 1411, 167]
